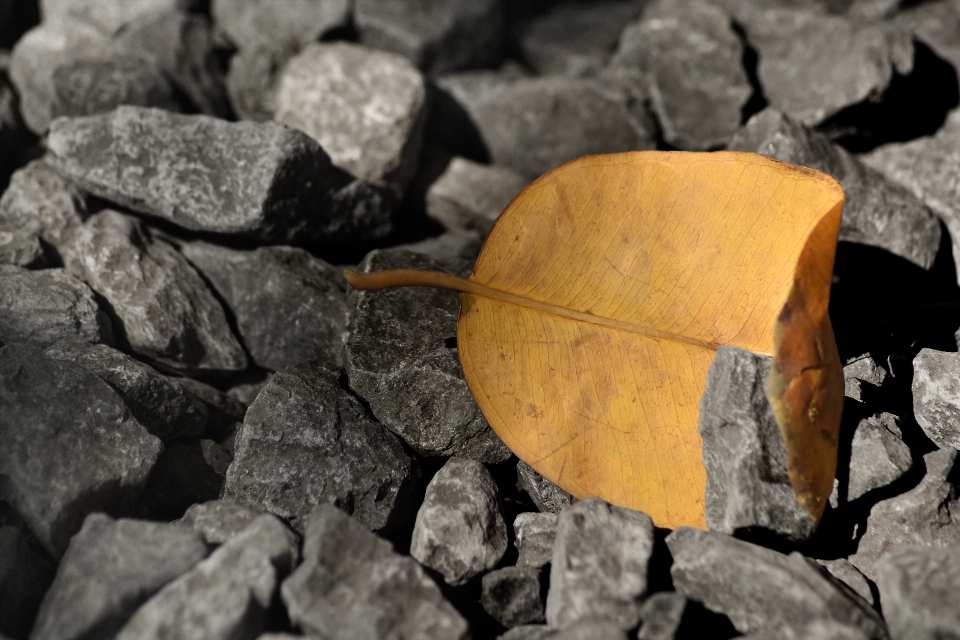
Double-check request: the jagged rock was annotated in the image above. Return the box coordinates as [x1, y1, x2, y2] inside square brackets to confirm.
[844, 353, 888, 402]
[0, 267, 114, 347]
[0, 343, 162, 556]
[482, 566, 546, 627]
[425, 156, 527, 234]
[0, 525, 56, 639]
[410, 457, 508, 586]
[608, 0, 751, 150]
[816, 559, 875, 606]
[0, 230, 45, 268]
[212, 0, 350, 52]
[30, 513, 209, 640]
[729, 108, 941, 270]
[845, 412, 911, 502]
[0, 158, 87, 250]
[667, 527, 886, 638]
[850, 448, 960, 581]
[179, 500, 267, 546]
[39, 0, 190, 35]
[516, 461, 576, 514]
[545, 498, 654, 631]
[892, 0, 960, 71]
[224, 360, 419, 535]
[137, 439, 228, 520]
[698, 346, 813, 541]
[393, 228, 485, 265]
[912, 348, 960, 450]
[514, 512, 558, 569]
[273, 42, 427, 195]
[115, 514, 297, 640]
[636, 592, 687, 640]
[345, 249, 511, 462]
[181, 241, 350, 371]
[59, 210, 247, 374]
[499, 620, 628, 640]
[354, 0, 504, 74]
[876, 545, 960, 640]
[281, 505, 470, 640]
[170, 376, 247, 442]
[740, 621, 871, 640]
[47, 106, 393, 248]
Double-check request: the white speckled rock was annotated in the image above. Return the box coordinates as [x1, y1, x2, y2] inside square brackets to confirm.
[913, 348, 960, 449]
[426, 156, 527, 235]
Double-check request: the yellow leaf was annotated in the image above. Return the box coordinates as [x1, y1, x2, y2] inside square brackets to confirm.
[346, 151, 845, 529]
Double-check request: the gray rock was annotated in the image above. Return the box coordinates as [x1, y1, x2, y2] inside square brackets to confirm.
[137, 439, 228, 520]
[179, 500, 267, 546]
[224, 42, 292, 122]
[891, 0, 960, 72]
[281, 504, 470, 640]
[0, 231, 46, 268]
[60, 210, 247, 374]
[816, 559, 874, 606]
[274, 42, 427, 196]
[115, 514, 296, 640]
[354, 0, 504, 74]
[170, 375, 247, 442]
[0, 158, 87, 250]
[426, 156, 527, 235]
[637, 592, 687, 640]
[516, 460, 576, 515]
[844, 353, 888, 402]
[912, 348, 960, 450]
[393, 228, 485, 265]
[740, 621, 871, 640]
[729, 109, 941, 270]
[545, 498, 654, 631]
[0, 525, 55, 639]
[0, 342, 162, 556]
[181, 241, 350, 371]
[223, 360, 419, 535]
[436, 72, 655, 179]
[345, 248, 511, 462]
[39, 0, 190, 35]
[499, 620, 628, 640]
[850, 448, 960, 581]
[47, 106, 393, 247]
[520, 0, 646, 77]
[410, 457, 508, 586]
[846, 413, 911, 502]
[514, 512, 558, 569]
[698, 346, 813, 541]
[667, 527, 887, 638]
[482, 566, 545, 627]
[0, 267, 114, 347]
[30, 513, 209, 640]
[876, 544, 960, 640]
[212, 0, 350, 52]
[608, 0, 751, 150]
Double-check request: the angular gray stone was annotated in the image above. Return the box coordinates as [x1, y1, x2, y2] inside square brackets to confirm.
[482, 566, 545, 627]
[411, 457, 508, 586]
[514, 512, 558, 569]
[181, 241, 350, 371]
[274, 42, 427, 196]
[667, 527, 886, 639]
[224, 42, 292, 122]
[60, 210, 247, 374]
[846, 412, 911, 502]
[0, 525, 55, 639]
[516, 460, 576, 515]
[844, 353, 888, 402]
[170, 375, 247, 442]
[729, 108, 941, 270]
[912, 348, 960, 450]
[39, 0, 190, 35]
[816, 559, 874, 606]
[740, 621, 871, 640]
[850, 448, 960, 581]
[608, 0, 752, 150]
[137, 439, 228, 520]
[499, 620, 628, 640]
[876, 544, 960, 640]
[345, 248, 511, 462]
[0, 158, 87, 250]
[0, 342, 162, 556]
[30, 513, 209, 640]
[436, 72, 655, 179]
[393, 228, 485, 265]
[892, 0, 960, 72]
[115, 514, 296, 640]
[426, 156, 527, 235]
[637, 592, 687, 640]
[0, 267, 114, 347]
[281, 504, 470, 640]
[47, 106, 393, 247]
[224, 360, 419, 535]
[212, 0, 350, 53]
[0, 230, 46, 268]
[354, 0, 504, 74]
[179, 500, 267, 546]
[699, 346, 813, 541]
[545, 498, 655, 631]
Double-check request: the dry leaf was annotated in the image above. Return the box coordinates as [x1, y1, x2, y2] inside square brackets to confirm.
[346, 151, 845, 529]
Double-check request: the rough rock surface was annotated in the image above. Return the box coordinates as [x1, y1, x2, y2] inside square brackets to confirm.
[500, 619, 628, 640]
[281, 504, 470, 640]
[30, 513, 209, 640]
[224, 361, 419, 535]
[817, 559, 875, 607]
[60, 210, 248, 374]
[699, 346, 814, 541]
[514, 512, 558, 569]
[728, 108, 942, 270]
[545, 498, 655, 631]
[179, 500, 267, 546]
[115, 514, 296, 640]
[212, 0, 350, 52]
[0, 343, 162, 556]
[0, 230, 46, 268]
[876, 545, 960, 640]
[410, 457, 508, 586]
[0, 525, 56, 639]
[481, 566, 545, 627]
[845, 412, 911, 502]
[740, 621, 872, 640]
[39, 0, 189, 35]
[47, 106, 393, 247]
[0, 158, 87, 249]
[667, 527, 886, 638]
[274, 42, 427, 195]
[912, 348, 960, 450]
[426, 156, 527, 234]
[516, 461, 577, 514]
[0, 267, 114, 347]
[345, 249, 511, 462]
[636, 592, 687, 640]
[844, 353, 889, 402]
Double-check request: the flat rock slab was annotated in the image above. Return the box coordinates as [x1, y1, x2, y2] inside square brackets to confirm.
[877, 544, 960, 640]
[514, 512, 558, 569]
[345, 248, 511, 463]
[223, 361, 419, 535]
[212, 0, 350, 52]
[281, 504, 470, 640]
[30, 513, 209, 640]
[481, 566, 545, 627]
[0, 158, 87, 249]
[912, 348, 960, 450]
[516, 460, 576, 515]
[425, 156, 528, 235]
[0, 343, 162, 556]
[60, 210, 247, 374]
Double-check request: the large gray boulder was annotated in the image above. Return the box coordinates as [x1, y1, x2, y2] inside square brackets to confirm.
[876, 544, 960, 640]
[912, 348, 960, 450]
